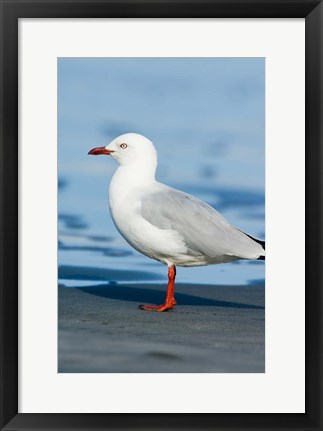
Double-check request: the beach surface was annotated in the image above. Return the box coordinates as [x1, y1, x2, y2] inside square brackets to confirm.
[58, 282, 265, 373]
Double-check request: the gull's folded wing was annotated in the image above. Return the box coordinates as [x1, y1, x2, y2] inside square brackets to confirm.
[141, 186, 265, 260]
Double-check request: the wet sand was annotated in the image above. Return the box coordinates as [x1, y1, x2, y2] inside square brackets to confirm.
[58, 282, 265, 373]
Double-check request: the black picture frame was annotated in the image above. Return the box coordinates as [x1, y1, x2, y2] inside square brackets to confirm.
[1, 1, 322, 430]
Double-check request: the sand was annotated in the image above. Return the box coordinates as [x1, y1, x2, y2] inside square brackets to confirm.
[58, 282, 265, 373]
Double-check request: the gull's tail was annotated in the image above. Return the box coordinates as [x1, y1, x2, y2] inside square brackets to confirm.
[243, 232, 265, 260]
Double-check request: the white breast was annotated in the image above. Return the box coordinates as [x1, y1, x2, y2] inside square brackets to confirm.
[108, 169, 187, 266]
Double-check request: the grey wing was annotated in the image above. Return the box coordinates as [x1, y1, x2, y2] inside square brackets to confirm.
[140, 187, 264, 260]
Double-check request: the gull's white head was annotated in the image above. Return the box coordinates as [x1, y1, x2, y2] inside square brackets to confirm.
[88, 133, 157, 168]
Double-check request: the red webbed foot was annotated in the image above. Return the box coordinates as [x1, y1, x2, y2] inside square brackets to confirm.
[138, 299, 176, 312]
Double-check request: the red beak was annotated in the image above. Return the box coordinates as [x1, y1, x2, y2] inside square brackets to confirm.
[88, 146, 114, 156]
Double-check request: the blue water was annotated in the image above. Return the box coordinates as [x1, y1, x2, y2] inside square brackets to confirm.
[58, 58, 265, 287]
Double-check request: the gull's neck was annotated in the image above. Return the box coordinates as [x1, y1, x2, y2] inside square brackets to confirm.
[110, 159, 157, 195]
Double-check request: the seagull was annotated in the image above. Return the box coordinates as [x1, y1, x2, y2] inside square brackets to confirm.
[88, 133, 265, 312]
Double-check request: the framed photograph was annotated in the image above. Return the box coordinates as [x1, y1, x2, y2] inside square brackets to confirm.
[1, 1, 322, 430]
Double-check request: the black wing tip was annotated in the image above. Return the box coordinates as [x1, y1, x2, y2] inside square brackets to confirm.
[243, 232, 265, 249]
[259, 239, 265, 250]
[242, 231, 265, 260]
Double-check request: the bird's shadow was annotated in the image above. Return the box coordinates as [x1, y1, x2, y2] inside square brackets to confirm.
[75, 284, 264, 310]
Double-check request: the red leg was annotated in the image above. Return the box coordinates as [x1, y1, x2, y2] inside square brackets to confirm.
[139, 265, 177, 312]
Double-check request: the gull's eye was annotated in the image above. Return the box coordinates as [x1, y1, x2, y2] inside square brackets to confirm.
[120, 143, 127, 149]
